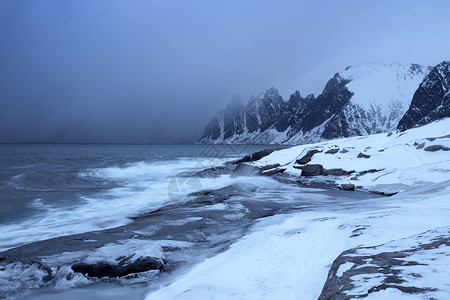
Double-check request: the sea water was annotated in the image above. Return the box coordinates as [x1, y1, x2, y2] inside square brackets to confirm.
[0, 144, 274, 252]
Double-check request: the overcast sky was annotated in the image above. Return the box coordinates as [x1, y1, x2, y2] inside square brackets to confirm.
[1, 0, 450, 143]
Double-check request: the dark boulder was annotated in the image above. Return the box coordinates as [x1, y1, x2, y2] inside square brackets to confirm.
[231, 163, 261, 177]
[357, 153, 370, 159]
[359, 169, 383, 175]
[340, 183, 355, 191]
[296, 149, 322, 164]
[416, 142, 425, 149]
[325, 168, 346, 176]
[190, 166, 231, 178]
[72, 257, 165, 278]
[232, 147, 286, 164]
[301, 164, 325, 176]
[424, 145, 450, 152]
[260, 163, 281, 171]
[325, 148, 340, 154]
[262, 168, 286, 176]
[259, 163, 284, 176]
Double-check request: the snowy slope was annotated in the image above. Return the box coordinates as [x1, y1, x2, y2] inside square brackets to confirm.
[340, 63, 429, 116]
[255, 117, 450, 194]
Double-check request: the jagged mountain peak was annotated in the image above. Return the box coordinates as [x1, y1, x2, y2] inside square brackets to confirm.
[422, 61, 450, 88]
[291, 90, 301, 98]
[397, 61, 450, 131]
[199, 62, 440, 145]
[264, 87, 280, 98]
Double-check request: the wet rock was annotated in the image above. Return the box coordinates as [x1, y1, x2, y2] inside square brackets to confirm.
[72, 257, 165, 278]
[190, 166, 231, 178]
[340, 183, 355, 191]
[359, 169, 383, 175]
[260, 163, 281, 171]
[231, 147, 286, 164]
[370, 190, 398, 196]
[231, 164, 261, 177]
[416, 142, 425, 149]
[424, 144, 450, 151]
[301, 164, 325, 176]
[262, 167, 286, 176]
[325, 148, 339, 154]
[357, 152, 370, 159]
[341, 148, 349, 153]
[296, 149, 322, 164]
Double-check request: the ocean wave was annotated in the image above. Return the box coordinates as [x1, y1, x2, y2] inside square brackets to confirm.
[0, 157, 233, 252]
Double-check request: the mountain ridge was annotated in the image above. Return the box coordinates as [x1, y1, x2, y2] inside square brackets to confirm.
[199, 63, 432, 144]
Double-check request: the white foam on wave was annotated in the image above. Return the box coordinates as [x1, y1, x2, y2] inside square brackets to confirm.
[0, 157, 268, 252]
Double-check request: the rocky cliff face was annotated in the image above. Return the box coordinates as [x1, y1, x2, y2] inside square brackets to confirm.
[397, 61, 450, 131]
[199, 63, 432, 144]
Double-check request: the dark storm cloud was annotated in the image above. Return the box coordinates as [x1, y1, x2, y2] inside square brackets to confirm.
[1, 0, 450, 143]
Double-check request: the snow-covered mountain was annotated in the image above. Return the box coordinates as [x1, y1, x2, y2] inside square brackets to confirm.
[397, 61, 450, 131]
[199, 63, 432, 145]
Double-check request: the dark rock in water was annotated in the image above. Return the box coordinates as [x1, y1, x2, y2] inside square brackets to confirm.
[325, 148, 340, 154]
[231, 163, 261, 177]
[340, 183, 355, 191]
[424, 145, 450, 152]
[72, 257, 164, 278]
[325, 168, 346, 176]
[191, 166, 231, 178]
[301, 164, 325, 176]
[232, 147, 285, 164]
[398, 61, 450, 131]
[186, 184, 244, 206]
[341, 148, 349, 153]
[296, 149, 322, 164]
[357, 152, 370, 159]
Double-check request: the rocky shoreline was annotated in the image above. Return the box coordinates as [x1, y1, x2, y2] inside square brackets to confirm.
[1, 154, 371, 299]
[1, 132, 449, 299]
